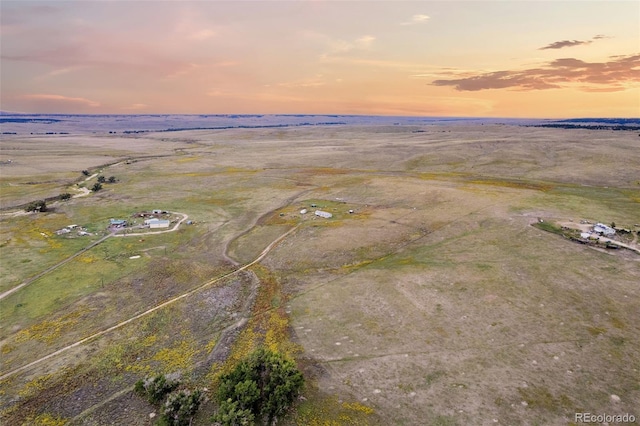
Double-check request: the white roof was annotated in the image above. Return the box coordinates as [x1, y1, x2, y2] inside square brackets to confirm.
[315, 210, 333, 218]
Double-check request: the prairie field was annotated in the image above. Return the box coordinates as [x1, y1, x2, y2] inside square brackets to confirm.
[1, 123, 639, 425]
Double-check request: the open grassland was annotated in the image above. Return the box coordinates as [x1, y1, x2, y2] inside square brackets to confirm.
[1, 124, 639, 425]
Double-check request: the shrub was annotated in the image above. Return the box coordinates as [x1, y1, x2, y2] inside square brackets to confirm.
[134, 374, 180, 405]
[97, 175, 106, 183]
[91, 182, 102, 192]
[161, 389, 202, 426]
[108, 176, 117, 183]
[82, 170, 90, 176]
[59, 193, 72, 200]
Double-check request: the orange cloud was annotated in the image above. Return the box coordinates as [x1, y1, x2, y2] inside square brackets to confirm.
[431, 54, 640, 92]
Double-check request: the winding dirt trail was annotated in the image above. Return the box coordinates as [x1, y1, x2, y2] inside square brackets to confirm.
[0, 225, 299, 381]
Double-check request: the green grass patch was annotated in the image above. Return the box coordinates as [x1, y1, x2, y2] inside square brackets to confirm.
[517, 385, 573, 412]
[532, 220, 563, 236]
[0, 229, 196, 335]
[227, 224, 293, 264]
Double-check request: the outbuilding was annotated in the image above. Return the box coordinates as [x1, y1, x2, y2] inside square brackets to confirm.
[145, 218, 170, 228]
[109, 219, 127, 227]
[149, 220, 170, 229]
[314, 210, 333, 219]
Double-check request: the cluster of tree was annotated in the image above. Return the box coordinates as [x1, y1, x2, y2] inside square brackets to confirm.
[212, 348, 304, 425]
[25, 200, 47, 213]
[91, 175, 118, 192]
[24, 193, 72, 213]
[134, 374, 202, 426]
[97, 175, 117, 183]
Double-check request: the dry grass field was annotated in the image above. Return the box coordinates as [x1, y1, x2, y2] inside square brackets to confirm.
[1, 124, 639, 425]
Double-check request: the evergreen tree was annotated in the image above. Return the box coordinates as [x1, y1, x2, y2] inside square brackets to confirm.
[216, 348, 304, 425]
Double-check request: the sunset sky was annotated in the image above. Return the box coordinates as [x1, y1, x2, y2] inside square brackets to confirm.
[1, 1, 639, 118]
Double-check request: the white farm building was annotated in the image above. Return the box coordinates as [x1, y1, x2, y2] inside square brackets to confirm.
[593, 223, 615, 237]
[145, 218, 171, 228]
[314, 210, 333, 219]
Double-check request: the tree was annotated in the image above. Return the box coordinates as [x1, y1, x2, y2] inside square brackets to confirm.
[97, 175, 106, 183]
[161, 389, 202, 426]
[216, 348, 304, 425]
[59, 193, 72, 200]
[25, 200, 47, 212]
[91, 182, 103, 192]
[108, 176, 117, 183]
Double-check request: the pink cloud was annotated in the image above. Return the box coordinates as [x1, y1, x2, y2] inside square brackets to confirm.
[431, 54, 640, 92]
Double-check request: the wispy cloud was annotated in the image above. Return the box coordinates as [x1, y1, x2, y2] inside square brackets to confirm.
[329, 35, 376, 54]
[187, 29, 216, 41]
[431, 54, 640, 92]
[122, 103, 148, 110]
[21, 94, 100, 107]
[356, 35, 376, 49]
[277, 74, 327, 89]
[401, 14, 430, 26]
[539, 40, 592, 50]
[306, 32, 377, 60]
[539, 34, 610, 50]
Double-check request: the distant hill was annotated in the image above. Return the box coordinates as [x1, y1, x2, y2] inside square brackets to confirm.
[527, 117, 640, 131]
[0, 114, 544, 135]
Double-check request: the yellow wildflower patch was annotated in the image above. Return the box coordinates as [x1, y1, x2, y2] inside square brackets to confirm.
[152, 339, 200, 374]
[18, 374, 54, 398]
[294, 395, 374, 425]
[342, 401, 375, 415]
[14, 309, 87, 344]
[22, 413, 69, 426]
[77, 254, 98, 263]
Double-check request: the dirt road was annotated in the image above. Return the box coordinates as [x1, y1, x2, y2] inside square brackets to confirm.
[0, 224, 298, 381]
